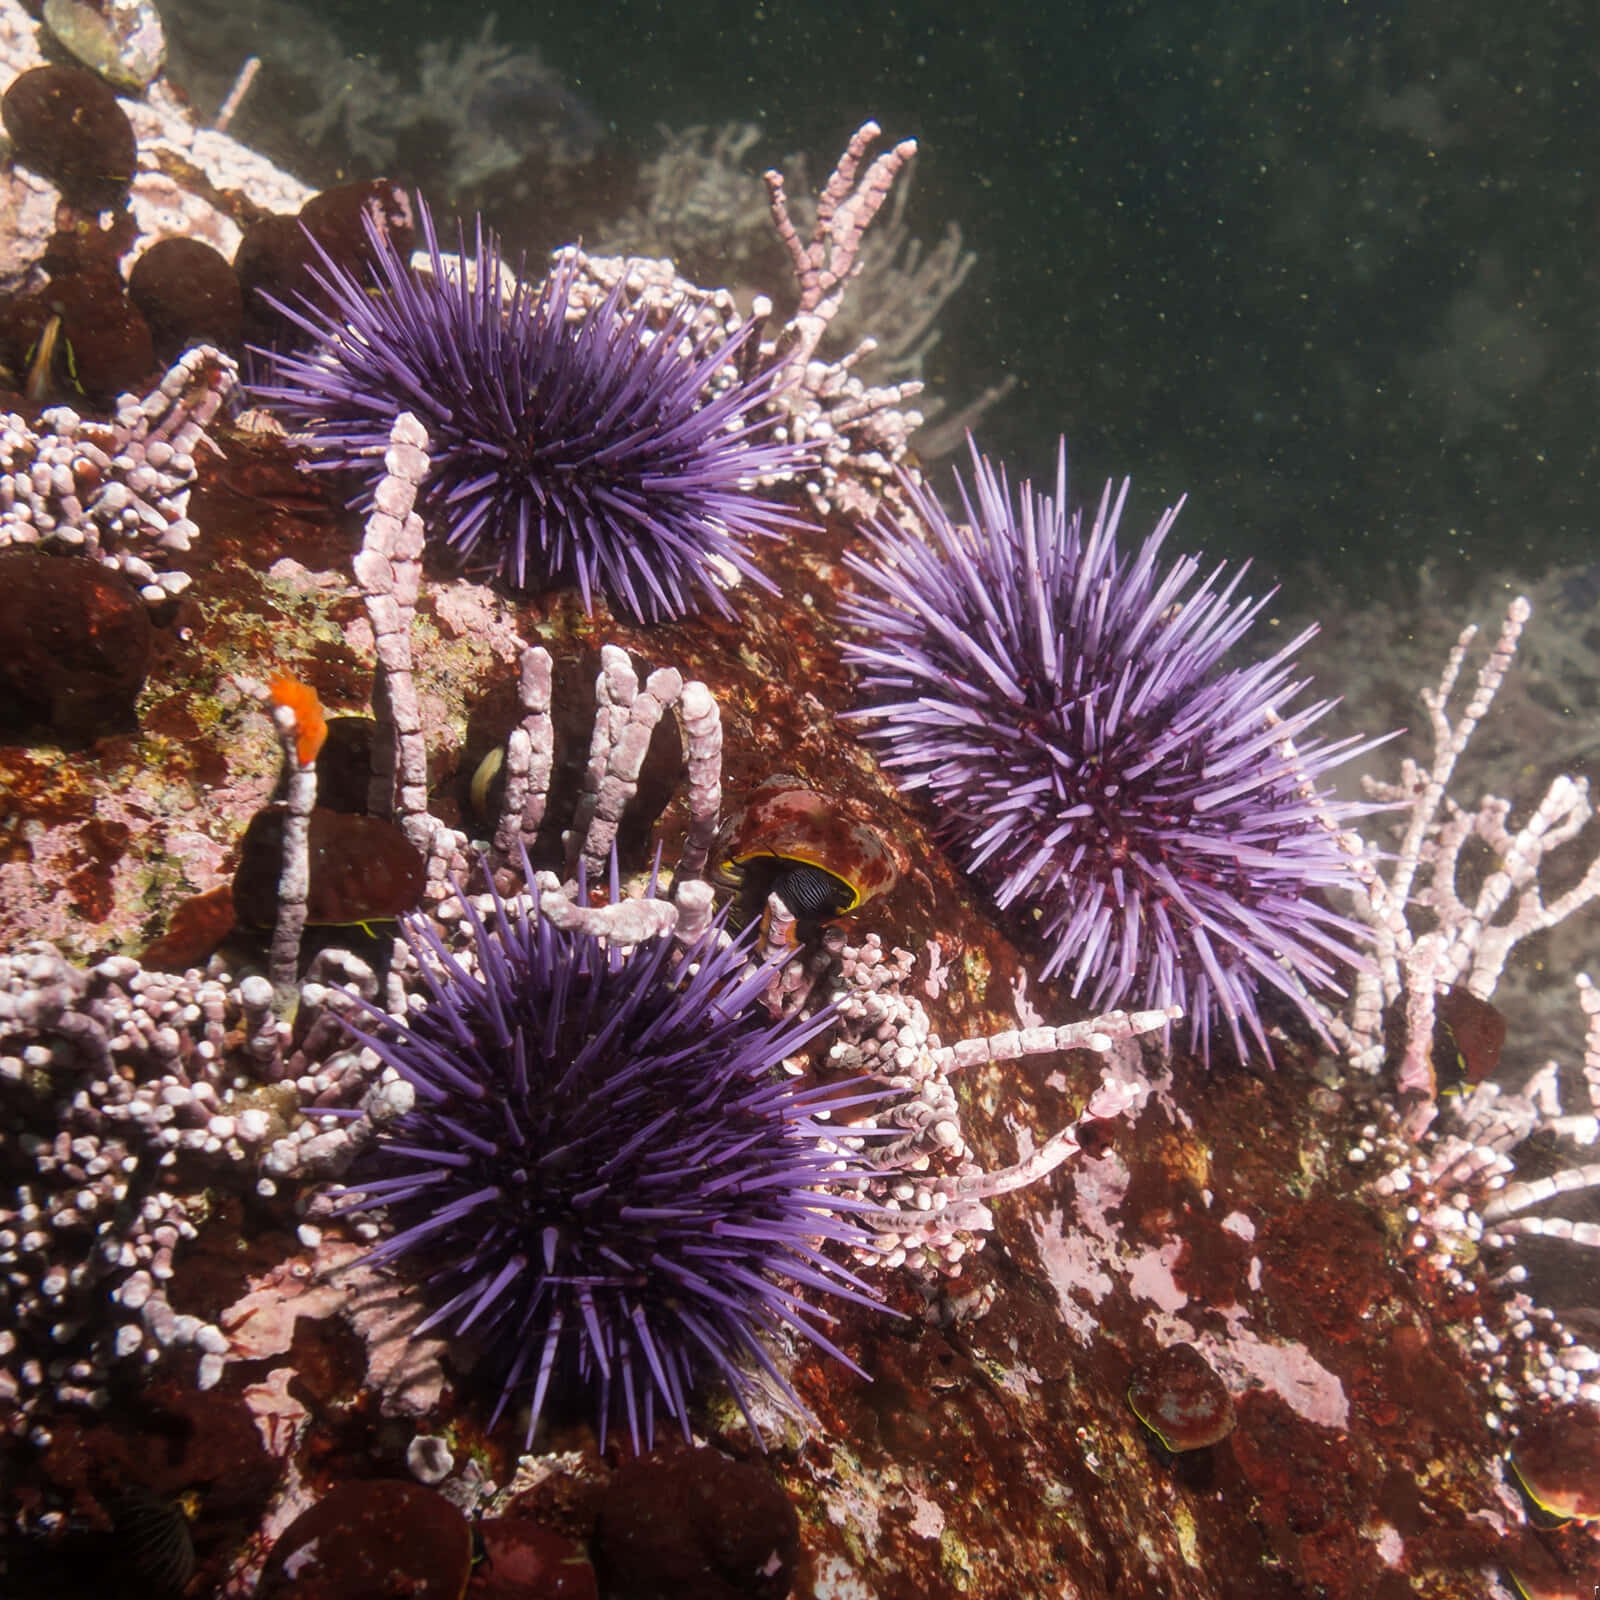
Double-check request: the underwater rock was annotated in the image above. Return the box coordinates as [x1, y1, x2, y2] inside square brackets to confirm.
[1, 64, 137, 211]
[0, 547, 151, 738]
[41, 0, 165, 92]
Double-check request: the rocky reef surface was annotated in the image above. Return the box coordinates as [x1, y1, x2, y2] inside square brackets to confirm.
[0, 3, 1597, 1597]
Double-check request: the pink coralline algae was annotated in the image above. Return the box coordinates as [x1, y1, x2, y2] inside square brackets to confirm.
[0, 343, 236, 607]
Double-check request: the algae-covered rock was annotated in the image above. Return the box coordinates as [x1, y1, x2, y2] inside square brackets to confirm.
[42, 0, 165, 92]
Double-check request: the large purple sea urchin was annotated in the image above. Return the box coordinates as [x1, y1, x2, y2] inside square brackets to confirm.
[254, 201, 806, 621]
[337, 878, 882, 1450]
[843, 440, 1384, 1063]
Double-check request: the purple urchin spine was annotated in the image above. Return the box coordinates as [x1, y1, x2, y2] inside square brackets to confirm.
[335, 876, 883, 1451]
[841, 438, 1388, 1063]
[252, 198, 808, 623]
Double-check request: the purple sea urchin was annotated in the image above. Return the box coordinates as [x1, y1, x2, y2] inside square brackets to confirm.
[337, 874, 882, 1450]
[842, 440, 1383, 1063]
[253, 200, 806, 621]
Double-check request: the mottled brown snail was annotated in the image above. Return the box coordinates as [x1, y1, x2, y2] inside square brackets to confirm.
[715, 776, 905, 934]
[1127, 1342, 1237, 1457]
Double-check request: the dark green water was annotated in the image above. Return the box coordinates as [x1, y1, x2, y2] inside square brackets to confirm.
[311, 0, 1597, 607]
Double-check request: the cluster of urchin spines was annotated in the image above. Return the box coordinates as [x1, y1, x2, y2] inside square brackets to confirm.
[335, 874, 886, 1450]
[842, 437, 1380, 1064]
[254, 196, 808, 624]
